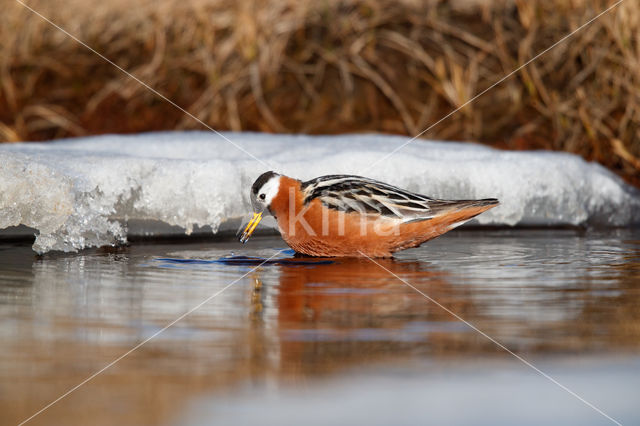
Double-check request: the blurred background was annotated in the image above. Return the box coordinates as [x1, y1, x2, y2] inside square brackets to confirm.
[1, 0, 638, 187]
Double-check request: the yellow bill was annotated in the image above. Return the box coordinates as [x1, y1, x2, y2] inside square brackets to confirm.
[239, 212, 263, 243]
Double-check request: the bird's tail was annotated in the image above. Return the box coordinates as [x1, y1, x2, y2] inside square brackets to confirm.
[432, 198, 499, 228]
[391, 198, 499, 253]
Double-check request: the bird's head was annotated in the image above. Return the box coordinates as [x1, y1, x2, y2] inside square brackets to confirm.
[239, 171, 281, 243]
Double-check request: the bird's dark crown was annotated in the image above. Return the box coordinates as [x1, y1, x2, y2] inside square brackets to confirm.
[251, 171, 278, 194]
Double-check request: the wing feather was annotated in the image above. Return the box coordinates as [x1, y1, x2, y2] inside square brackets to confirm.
[301, 175, 439, 222]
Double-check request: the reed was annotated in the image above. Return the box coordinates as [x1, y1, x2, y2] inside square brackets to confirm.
[1, 0, 638, 185]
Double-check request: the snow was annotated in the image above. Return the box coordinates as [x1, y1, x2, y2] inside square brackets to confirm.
[1, 131, 638, 253]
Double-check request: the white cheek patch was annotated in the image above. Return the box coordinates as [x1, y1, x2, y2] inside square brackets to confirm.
[260, 176, 281, 206]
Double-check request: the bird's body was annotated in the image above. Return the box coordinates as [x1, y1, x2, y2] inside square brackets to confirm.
[241, 172, 499, 257]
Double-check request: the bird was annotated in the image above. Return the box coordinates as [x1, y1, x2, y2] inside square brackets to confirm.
[240, 171, 499, 257]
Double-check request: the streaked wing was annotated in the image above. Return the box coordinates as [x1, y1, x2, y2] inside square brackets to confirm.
[301, 175, 455, 222]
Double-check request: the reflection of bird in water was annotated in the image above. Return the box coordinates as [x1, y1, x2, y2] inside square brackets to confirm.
[242, 257, 492, 374]
[240, 172, 498, 257]
[273, 257, 455, 324]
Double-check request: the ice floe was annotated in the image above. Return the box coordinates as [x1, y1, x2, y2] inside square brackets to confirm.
[1, 132, 638, 253]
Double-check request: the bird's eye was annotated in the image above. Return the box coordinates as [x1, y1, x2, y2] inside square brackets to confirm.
[259, 193, 266, 200]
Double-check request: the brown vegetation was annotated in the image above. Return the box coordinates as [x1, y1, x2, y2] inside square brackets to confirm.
[1, 0, 639, 185]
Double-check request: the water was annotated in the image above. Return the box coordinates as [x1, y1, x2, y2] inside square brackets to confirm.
[1, 229, 639, 425]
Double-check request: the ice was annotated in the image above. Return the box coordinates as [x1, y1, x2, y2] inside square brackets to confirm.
[1, 131, 639, 253]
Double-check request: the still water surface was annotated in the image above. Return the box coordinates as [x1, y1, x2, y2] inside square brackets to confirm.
[1, 229, 639, 425]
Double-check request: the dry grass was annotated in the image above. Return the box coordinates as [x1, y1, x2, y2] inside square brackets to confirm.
[1, 0, 639, 185]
